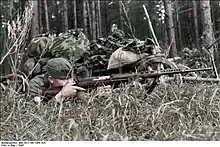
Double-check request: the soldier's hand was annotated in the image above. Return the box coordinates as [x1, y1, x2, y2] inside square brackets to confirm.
[54, 81, 85, 103]
[61, 82, 86, 99]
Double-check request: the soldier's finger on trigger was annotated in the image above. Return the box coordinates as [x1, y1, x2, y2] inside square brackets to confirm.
[71, 86, 86, 91]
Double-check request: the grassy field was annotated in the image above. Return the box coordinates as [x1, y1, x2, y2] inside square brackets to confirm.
[0, 82, 219, 141]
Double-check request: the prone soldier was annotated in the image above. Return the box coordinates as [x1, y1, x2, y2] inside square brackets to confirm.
[28, 57, 85, 103]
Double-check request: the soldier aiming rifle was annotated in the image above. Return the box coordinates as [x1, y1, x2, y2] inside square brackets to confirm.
[28, 57, 212, 104]
[28, 57, 111, 103]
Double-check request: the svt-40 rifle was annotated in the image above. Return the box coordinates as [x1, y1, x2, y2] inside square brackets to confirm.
[76, 67, 212, 88]
[44, 67, 212, 98]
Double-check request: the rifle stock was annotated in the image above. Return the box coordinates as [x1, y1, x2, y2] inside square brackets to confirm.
[43, 87, 62, 100]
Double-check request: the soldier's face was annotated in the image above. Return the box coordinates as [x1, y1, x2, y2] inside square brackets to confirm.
[49, 76, 74, 87]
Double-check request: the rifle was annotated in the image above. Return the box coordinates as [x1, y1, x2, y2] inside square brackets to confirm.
[43, 67, 212, 98]
[76, 67, 212, 88]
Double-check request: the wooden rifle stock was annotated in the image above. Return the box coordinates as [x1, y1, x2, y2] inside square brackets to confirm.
[43, 87, 62, 100]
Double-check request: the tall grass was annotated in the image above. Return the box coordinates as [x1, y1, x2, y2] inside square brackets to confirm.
[1, 82, 219, 141]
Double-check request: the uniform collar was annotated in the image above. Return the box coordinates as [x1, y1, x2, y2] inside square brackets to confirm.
[43, 73, 50, 88]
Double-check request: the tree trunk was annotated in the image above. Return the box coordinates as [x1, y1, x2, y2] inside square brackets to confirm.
[164, 28, 169, 49]
[91, 1, 96, 40]
[63, 0, 68, 33]
[187, 5, 193, 47]
[164, 0, 177, 57]
[0, 1, 3, 59]
[174, 0, 183, 51]
[44, 0, 49, 33]
[104, 1, 108, 36]
[83, 0, 87, 36]
[87, 0, 92, 39]
[9, 0, 13, 21]
[73, 0, 77, 28]
[200, 0, 215, 51]
[210, 0, 219, 66]
[38, 0, 43, 34]
[119, 1, 124, 32]
[192, 0, 200, 50]
[76, 0, 83, 31]
[200, 0, 218, 78]
[97, 0, 101, 38]
[31, 0, 39, 38]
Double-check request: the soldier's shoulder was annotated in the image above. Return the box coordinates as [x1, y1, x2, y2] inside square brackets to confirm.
[28, 74, 50, 98]
[29, 74, 48, 88]
[30, 74, 45, 81]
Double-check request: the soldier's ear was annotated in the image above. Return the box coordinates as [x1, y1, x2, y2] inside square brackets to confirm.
[48, 76, 54, 84]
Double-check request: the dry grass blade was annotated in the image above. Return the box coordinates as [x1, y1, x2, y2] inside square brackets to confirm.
[0, 1, 33, 65]
[209, 87, 219, 105]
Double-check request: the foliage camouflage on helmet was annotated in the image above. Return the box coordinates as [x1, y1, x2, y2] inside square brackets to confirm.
[27, 36, 52, 57]
[23, 34, 53, 77]
[23, 58, 41, 75]
[48, 29, 90, 63]
[23, 57, 50, 77]
[76, 37, 121, 74]
[23, 29, 90, 78]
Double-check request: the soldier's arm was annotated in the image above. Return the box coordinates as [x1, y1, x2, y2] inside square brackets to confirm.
[29, 79, 63, 102]
[28, 78, 45, 101]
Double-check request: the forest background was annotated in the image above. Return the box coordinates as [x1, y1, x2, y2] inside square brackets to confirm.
[0, 0, 219, 74]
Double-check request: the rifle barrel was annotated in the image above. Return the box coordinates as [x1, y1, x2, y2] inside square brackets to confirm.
[153, 67, 212, 74]
[138, 67, 212, 78]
